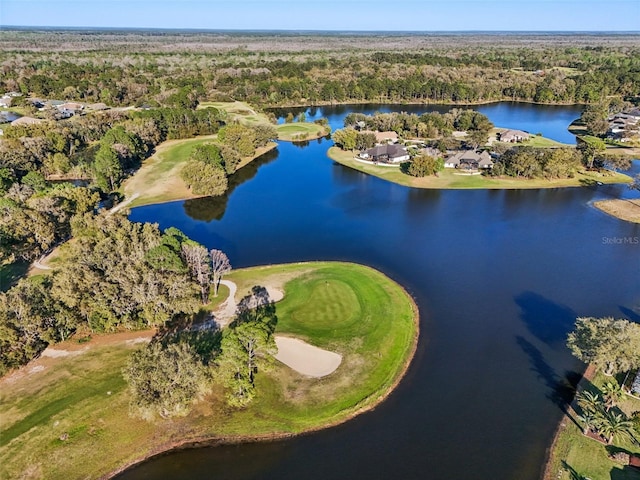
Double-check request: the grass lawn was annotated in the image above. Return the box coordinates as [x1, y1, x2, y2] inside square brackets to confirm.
[545, 370, 640, 480]
[0, 262, 418, 480]
[123, 135, 276, 208]
[276, 122, 330, 141]
[593, 199, 640, 224]
[328, 147, 632, 190]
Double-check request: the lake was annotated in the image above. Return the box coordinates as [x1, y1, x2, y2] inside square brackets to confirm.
[272, 102, 584, 144]
[123, 103, 639, 480]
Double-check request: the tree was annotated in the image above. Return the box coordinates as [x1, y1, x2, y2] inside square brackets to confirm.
[406, 155, 444, 177]
[601, 381, 624, 411]
[577, 135, 606, 170]
[567, 317, 640, 376]
[180, 160, 228, 196]
[190, 143, 223, 166]
[595, 411, 633, 444]
[181, 243, 211, 304]
[577, 390, 602, 415]
[578, 411, 599, 435]
[123, 341, 208, 420]
[467, 130, 489, 149]
[93, 144, 122, 191]
[332, 128, 358, 151]
[217, 287, 277, 407]
[210, 249, 231, 297]
[581, 101, 609, 136]
[218, 124, 256, 157]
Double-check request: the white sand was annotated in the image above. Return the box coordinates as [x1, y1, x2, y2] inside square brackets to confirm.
[274, 336, 342, 378]
[214, 280, 283, 326]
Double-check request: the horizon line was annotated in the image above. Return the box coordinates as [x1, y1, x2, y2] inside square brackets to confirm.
[2, 25, 640, 35]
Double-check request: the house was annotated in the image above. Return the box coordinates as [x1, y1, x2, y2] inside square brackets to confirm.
[88, 102, 108, 111]
[360, 130, 399, 144]
[57, 102, 84, 115]
[632, 370, 640, 396]
[360, 144, 410, 163]
[0, 96, 12, 108]
[499, 129, 530, 143]
[445, 150, 493, 169]
[11, 116, 44, 126]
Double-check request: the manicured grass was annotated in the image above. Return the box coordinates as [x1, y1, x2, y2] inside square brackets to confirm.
[545, 371, 640, 480]
[328, 147, 633, 190]
[276, 122, 330, 141]
[506, 135, 573, 148]
[593, 199, 640, 224]
[123, 136, 276, 208]
[0, 262, 418, 480]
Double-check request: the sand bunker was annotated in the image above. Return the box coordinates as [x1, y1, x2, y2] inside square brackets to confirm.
[274, 336, 342, 378]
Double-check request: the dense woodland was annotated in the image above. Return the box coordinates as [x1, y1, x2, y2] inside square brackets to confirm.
[1, 31, 639, 108]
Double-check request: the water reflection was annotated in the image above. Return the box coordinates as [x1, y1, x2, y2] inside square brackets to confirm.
[182, 147, 279, 222]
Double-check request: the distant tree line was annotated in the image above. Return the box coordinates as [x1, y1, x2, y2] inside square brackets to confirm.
[2, 43, 639, 109]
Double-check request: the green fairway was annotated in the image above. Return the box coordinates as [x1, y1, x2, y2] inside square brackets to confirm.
[0, 262, 418, 480]
[276, 122, 330, 141]
[123, 135, 276, 208]
[328, 147, 632, 190]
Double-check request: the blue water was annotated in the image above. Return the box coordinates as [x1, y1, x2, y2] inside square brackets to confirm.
[274, 102, 583, 144]
[124, 103, 639, 480]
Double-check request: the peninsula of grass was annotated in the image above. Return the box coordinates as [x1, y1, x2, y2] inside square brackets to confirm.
[593, 199, 640, 224]
[544, 369, 640, 480]
[0, 262, 418, 480]
[123, 135, 276, 208]
[328, 146, 632, 190]
[276, 122, 330, 141]
[199, 101, 329, 141]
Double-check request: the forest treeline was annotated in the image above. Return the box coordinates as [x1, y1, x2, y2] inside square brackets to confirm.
[1, 33, 639, 107]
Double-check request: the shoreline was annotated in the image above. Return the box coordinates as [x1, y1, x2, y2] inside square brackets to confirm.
[327, 147, 633, 190]
[541, 364, 594, 480]
[103, 261, 420, 479]
[266, 98, 588, 110]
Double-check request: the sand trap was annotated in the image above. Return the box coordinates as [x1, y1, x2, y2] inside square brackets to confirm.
[214, 280, 284, 327]
[274, 336, 342, 378]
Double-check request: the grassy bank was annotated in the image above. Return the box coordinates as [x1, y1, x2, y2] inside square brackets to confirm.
[593, 199, 640, 224]
[123, 136, 276, 208]
[0, 262, 418, 480]
[544, 370, 640, 480]
[328, 147, 632, 189]
[276, 122, 330, 141]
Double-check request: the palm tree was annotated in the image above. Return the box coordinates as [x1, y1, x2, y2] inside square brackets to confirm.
[578, 411, 599, 435]
[577, 390, 602, 414]
[595, 410, 633, 444]
[601, 381, 625, 412]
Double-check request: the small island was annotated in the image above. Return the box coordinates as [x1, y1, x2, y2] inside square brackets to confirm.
[0, 257, 418, 480]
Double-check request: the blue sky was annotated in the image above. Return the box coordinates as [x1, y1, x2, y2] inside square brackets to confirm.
[2, 0, 638, 31]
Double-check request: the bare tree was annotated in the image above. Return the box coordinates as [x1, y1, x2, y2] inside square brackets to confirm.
[181, 243, 211, 304]
[210, 249, 231, 297]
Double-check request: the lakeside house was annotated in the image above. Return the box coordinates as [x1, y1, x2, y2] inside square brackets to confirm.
[607, 109, 640, 142]
[360, 130, 399, 144]
[11, 116, 44, 126]
[445, 150, 494, 170]
[360, 144, 410, 163]
[499, 129, 530, 143]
